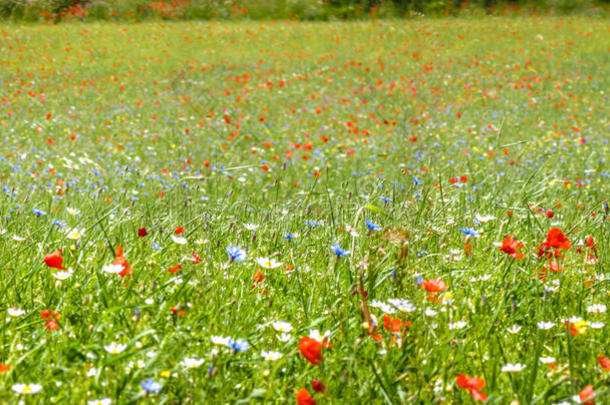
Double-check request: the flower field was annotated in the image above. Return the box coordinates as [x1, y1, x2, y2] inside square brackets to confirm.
[0, 15, 608, 404]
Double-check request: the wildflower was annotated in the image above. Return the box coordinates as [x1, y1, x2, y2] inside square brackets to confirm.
[7, 308, 25, 317]
[537, 321, 555, 330]
[284, 233, 299, 240]
[102, 264, 124, 274]
[226, 245, 247, 262]
[44, 250, 66, 270]
[261, 350, 283, 361]
[276, 333, 292, 342]
[138, 227, 148, 237]
[174, 226, 184, 234]
[456, 374, 487, 401]
[113, 246, 132, 277]
[296, 388, 316, 405]
[538, 227, 571, 258]
[66, 227, 85, 240]
[211, 336, 230, 346]
[449, 321, 467, 330]
[0, 363, 10, 372]
[331, 243, 349, 257]
[382, 315, 411, 333]
[141, 378, 162, 393]
[507, 325, 522, 334]
[501, 363, 525, 373]
[586, 304, 606, 314]
[228, 338, 250, 352]
[500, 235, 524, 259]
[540, 356, 556, 369]
[256, 257, 283, 269]
[572, 385, 595, 404]
[66, 207, 81, 216]
[272, 321, 293, 333]
[365, 219, 381, 232]
[41, 309, 61, 331]
[244, 223, 259, 231]
[168, 264, 181, 274]
[308, 329, 331, 345]
[11, 383, 42, 394]
[88, 399, 112, 405]
[475, 214, 496, 223]
[171, 235, 187, 245]
[311, 380, 326, 393]
[181, 357, 204, 369]
[459, 228, 478, 237]
[32, 208, 47, 216]
[597, 356, 610, 370]
[422, 279, 448, 292]
[52, 269, 73, 281]
[104, 342, 127, 354]
[299, 337, 323, 366]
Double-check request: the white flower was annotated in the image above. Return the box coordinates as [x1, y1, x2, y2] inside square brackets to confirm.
[272, 321, 293, 333]
[88, 399, 111, 405]
[387, 298, 416, 313]
[276, 333, 292, 342]
[86, 367, 98, 377]
[308, 329, 331, 343]
[256, 257, 283, 269]
[244, 224, 259, 231]
[195, 239, 208, 245]
[539, 356, 555, 364]
[370, 300, 395, 314]
[537, 321, 555, 330]
[67, 207, 81, 216]
[261, 350, 283, 361]
[104, 342, 126, 354]
[507, 325, 522, 334]
[589, 322, 604, 329]
[345, 224, 359, 237]
[501, 363, 526, 373]
[475, 214, 496, 223]
[449, 321, 467, 330]
[7, 308, 25, 317]
[181, 357, 205, 369]
[11, 383, 42, 394]
[12, 235, 26, 242]
[587, 304, 606, 314]
[425, 308, 438, 317]
[66, 228, 85, 240]
[211, 336, 230, 346]
[171, 235, 187, 245]
[102, 264, 124, 274]
[52, 270, 73, 280]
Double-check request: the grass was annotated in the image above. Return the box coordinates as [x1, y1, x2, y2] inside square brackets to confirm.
[0, 15, 608, 404]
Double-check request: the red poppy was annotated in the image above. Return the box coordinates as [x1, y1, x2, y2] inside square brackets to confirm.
[578, 385, 595, 404]
[174, 226, 184, 234]
[456, 374, 487, 401]
[191, 251, 202, 264]
[44, 250, 66, 270]
[382, 315, 411, 333]
[500, 235, 524, 259]
[169, 264, 181, 274]
[45, 318, 60, 331]
[0, 363, 9, 372]
[597, 356, 610, 370]
[298, 337, 323, 366]
[422, 279, 447, 293]
[113, 246, 132, 278]
[311, 380, 326, 393]
[546, 227, 571, 249]
[138, 227, 148, 237]
[296, 388, 316, 405]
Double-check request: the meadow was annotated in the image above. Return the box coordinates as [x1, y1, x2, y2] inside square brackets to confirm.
[0, 15, 609, 404]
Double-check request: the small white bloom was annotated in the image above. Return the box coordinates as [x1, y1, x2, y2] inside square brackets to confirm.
[12, 235, 26, 242]
[88, 399, 112, 405]
[589, 322, 604, 329]
[171, 235, 187, 245]
[507, 325, 522, 334]
[67, 207, 81, 216]
[276, 333, 292, 342]
[261, 350, 283, 361]
[11, 383, 42, 394]
[102, 264, 124, 274]
[501, 363, 526, 373]
[52, 270, 73, 280]
[309, 329, 331, 343]
[475, 214, 496, 223]
[537, 321, 555, 330]
[104, 342, 126, 354]
[211, 336, 230, 346]
[244, 224, 259, 231]
[256, 257, 283, 269]
[449, 321, 467, 330]
[7, 308, 25, 317]
[587, 304, 606, 314]
[425, 308, 438, 317]
[181, 357, 205, 369]
[272, 321, 293, 333]
[539, 356, 555, 364]
[66, 228, 85, 240]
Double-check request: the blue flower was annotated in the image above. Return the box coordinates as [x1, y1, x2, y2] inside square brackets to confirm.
[365, 219, 381, 232]
[226, 244, 247, 262]
[459, 228, 478, 237]
[284, 233, 298, 240]
[228, 338, 250, 352]
[413, 177, 422, 185]
[32, 208, 47, 216]
[380, 196, 392, 203]
[331, 243, 349, 257]
[141, 378, 162, 393]
[306, 220, 320, 227]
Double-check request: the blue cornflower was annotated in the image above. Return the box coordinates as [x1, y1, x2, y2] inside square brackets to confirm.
[331, 243, 350, 258]
[228, 338, 250, 352]
[32, 208, 47, 216]
[151, 243, 163, 251]
[365, 219, 381, 232]
[53, 219, 67, 227]
[226, 244, 247, 262]
[459, 228, 479, 237]
[413, 177, 422, 185]
[380, 196, 392, 203]
[284, 233, 298, 240]
[141, 378, 162, 393]
[306, 220, 320, 227]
